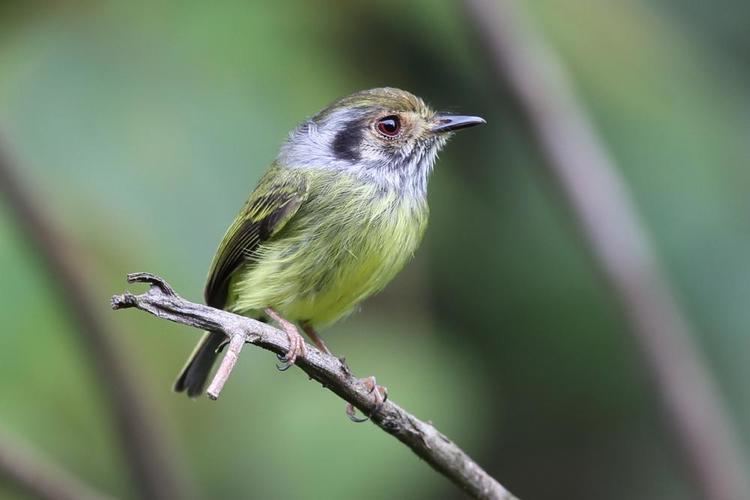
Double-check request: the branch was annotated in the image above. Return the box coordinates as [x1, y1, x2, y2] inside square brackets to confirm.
[0, 427, 114, 500]
[112, 273, 519, 500]
[462, 1, 750, 499]
[0, 143, 187, 500]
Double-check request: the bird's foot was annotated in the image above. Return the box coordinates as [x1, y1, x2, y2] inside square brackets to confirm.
[264, 308, 307, 371]
[346, 376, 388, 423]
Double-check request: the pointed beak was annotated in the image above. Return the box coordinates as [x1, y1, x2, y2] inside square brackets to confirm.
[431, 114, 486, 133]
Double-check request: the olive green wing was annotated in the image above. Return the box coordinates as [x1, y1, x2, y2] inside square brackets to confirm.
[204, 167, 309, 308]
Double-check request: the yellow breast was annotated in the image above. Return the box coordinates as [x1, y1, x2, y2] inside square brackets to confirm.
[227, 176, 429, 327]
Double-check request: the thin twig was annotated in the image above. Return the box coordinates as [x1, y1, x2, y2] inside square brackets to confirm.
[462, 1, 750, 499]
[0, 145, 186, 500]
[0, 427, 114, 500]
[207, 334, 245, 400]
[112, 272, 519, 500]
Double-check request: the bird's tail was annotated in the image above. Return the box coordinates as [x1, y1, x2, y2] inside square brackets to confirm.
[174, 331, 225, 397]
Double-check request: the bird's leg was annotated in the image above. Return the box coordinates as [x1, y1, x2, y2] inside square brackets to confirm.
[301, 321, 355, 375]
[346, 376, 389, 423]
[300, 321, 332, 355]
[299, 322, 385, 421]
[264, 308, 306, 370]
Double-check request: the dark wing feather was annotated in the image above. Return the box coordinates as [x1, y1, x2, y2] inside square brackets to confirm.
[204, 167, 308, 308]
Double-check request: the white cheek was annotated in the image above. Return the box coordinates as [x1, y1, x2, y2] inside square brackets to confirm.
[361, 143, 389, 164]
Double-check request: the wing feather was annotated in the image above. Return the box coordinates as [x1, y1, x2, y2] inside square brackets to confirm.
[204, 167, 308, 308]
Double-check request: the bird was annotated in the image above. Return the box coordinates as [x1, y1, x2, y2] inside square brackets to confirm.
[174, 87, 485, 400]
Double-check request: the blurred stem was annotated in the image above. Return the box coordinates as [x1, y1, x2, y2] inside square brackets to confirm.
[0, 427, 114, 500]
[462, 1, 749, 499]
[0, 143, 187, 500]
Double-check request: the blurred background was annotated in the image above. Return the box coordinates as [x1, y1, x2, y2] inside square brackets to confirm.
[1, 1, 749, 499]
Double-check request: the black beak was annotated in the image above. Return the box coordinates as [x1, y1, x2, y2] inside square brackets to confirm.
[431, 114, 486, 133]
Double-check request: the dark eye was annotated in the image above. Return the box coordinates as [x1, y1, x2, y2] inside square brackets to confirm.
[376, 115, 401, 137]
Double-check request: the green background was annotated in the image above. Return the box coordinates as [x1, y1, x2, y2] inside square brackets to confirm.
[0, 1, 748, 499]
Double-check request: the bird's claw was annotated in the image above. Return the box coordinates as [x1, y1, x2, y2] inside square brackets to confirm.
[346, 403, 369, 423]
[265, 308, 306, 372]
[275, 335, 305, 370]
[275, 353, 293, 371]
[345, 376, 388, 423]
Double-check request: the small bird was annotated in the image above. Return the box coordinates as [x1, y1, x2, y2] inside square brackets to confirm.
[174, 87, 484, 399]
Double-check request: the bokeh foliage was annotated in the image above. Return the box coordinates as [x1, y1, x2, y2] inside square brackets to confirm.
[0, 1, 748, 499]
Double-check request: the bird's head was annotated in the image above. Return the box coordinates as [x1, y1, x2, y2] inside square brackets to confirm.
[278, 87, 485, 194]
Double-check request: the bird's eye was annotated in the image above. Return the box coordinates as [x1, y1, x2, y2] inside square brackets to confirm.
[376, 115, 401, 137]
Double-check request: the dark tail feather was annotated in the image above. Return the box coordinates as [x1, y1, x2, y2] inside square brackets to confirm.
[174, 331, 225, 398]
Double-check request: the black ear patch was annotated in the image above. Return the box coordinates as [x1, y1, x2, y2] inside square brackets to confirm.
[332, 120, 364, 162]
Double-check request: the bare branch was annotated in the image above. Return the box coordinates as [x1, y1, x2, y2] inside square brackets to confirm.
[0, 427, 114, 500]
[207, 334, 246, 400]
[112, 272, 519, 500]
[0, 145, 187, 500]
[462, 1, 750, 499]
